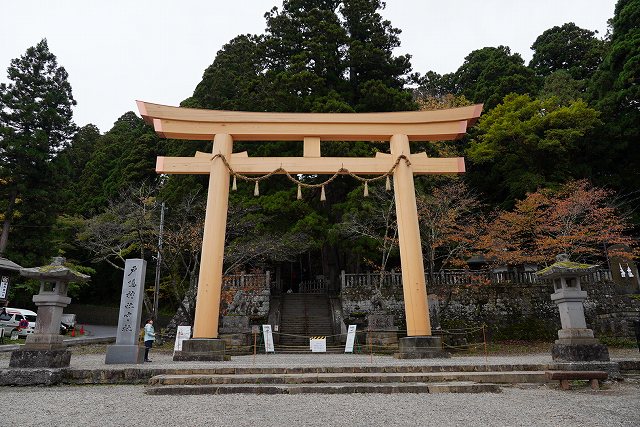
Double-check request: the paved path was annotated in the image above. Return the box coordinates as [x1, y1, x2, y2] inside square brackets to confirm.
[74, 324, 117, 338]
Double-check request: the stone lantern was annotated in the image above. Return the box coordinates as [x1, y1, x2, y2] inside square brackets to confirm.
[10, 257, 90, 368]
[537, 254, 609, 362]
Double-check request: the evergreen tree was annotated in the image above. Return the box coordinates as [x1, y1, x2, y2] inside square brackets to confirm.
[191, 0, 415, 114]
[74, 112, 161, 214]
[340, 0, 414, 111]
[589, 0, 640, 193]
[262, 0, 350, 112]
[466, 94, 601, 206]
[185, 35, 266, 111]
[0, 39, 77, 263]
[53, 124, 101, 213]
[453, 46, 539, 110]
[530, 22, 606, 81]
[181, 0, 417, 280]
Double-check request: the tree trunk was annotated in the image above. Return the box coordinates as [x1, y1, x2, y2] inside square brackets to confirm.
[0, 188, 18, 257]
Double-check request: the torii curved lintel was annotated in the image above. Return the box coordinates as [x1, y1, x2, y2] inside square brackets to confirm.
[136, 101, 483, 141]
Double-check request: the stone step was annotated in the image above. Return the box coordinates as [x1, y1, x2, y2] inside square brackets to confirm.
[279, 293, 333, 349]
[141, 363, 549, 375]
[281, 314, 330, 318]
[145, 381, 502, 395]
[148, 371, 545, 386]
[279, 325, 333, 330]
[278, 328, 333, 331]
[274, 349, 345, 355]
[276, 342, 338, 348]
[279, 320, 332, 323]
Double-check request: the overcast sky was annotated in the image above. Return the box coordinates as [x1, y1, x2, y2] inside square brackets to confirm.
[1, 0, 617, 132]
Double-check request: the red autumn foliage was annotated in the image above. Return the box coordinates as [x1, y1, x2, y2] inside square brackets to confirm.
[480, 180, 636, 266]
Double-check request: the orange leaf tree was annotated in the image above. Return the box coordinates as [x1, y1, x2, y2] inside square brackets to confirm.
[481, 179, 635, 266]
[417, 180, 485, 281]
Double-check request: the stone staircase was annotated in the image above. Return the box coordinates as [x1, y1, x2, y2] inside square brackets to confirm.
[277, 293, 335, 352]
[144, 365, 551, 395]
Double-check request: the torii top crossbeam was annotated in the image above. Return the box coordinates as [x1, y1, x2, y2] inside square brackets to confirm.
[138, 101, 482, 176]
[137, 101, 482, 141]
[137, 100, 482, 344]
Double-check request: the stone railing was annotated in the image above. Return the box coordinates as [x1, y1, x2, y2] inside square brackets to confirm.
[341, 271, 402, 289]
[341, 269, 612, 288]
[223, 271, 271, 290]
[299, 276, 329, 293]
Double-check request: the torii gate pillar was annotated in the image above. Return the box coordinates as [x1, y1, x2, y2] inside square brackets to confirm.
[390, 134, 431, 336]
[174, 134, 232, 361]
[193, 133, 232, 339]
[391, 134, 448, 358]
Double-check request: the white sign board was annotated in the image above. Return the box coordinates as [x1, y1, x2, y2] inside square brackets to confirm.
[174, 326, 191, 353]
[344, 325, 357, 353]
[262, 324, 275, 353]
[0, 276, 9, 300]
[310, 337, 326, 352]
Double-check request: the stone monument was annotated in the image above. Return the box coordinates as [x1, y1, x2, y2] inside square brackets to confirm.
[218, 315, 251, 355]
[105, 259, 148, 364]
[10, 257, 90, 368]
[537, 254, 610, 362]
[366, 314, 398, 349]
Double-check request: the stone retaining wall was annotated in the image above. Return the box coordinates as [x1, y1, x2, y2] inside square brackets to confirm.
[341, 279, 640, 341]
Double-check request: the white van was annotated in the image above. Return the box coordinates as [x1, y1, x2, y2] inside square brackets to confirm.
[0, 308, 37, 338]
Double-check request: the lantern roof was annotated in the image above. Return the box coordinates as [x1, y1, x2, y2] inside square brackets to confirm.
[536, 254, 597, 279]
[0, 257, 22, 272]
[20, 257, 90, 283]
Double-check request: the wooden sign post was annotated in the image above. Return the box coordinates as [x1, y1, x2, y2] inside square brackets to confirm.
[138, 101, 482, 359]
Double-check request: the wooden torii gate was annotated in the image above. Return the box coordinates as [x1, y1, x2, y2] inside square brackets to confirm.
[138, 101, 482, 344]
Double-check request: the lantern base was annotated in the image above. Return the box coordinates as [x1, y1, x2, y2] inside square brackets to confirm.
[551, 343, 610, 362]
[9, 349, 71, 368]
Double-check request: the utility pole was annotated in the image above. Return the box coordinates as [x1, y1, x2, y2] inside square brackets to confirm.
[153, 202, 166, 322]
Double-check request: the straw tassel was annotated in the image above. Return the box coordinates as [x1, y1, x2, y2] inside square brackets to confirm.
[254, 181, 260, 196]
[385, 176, 391, 191]
[232, 175, 237, 191]
[363, 182, 369, 197]
[320, 185, 326, 201]
[297, 184, 302, 200]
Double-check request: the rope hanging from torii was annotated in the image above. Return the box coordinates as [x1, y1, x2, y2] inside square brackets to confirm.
[209, 153, 412, 200]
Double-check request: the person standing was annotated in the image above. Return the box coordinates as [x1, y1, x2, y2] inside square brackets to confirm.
[143, 319, 155, 362]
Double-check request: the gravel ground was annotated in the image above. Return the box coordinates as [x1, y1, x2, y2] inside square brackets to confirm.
[0, 381, 638, 426]
[0, 348, 638, 426]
